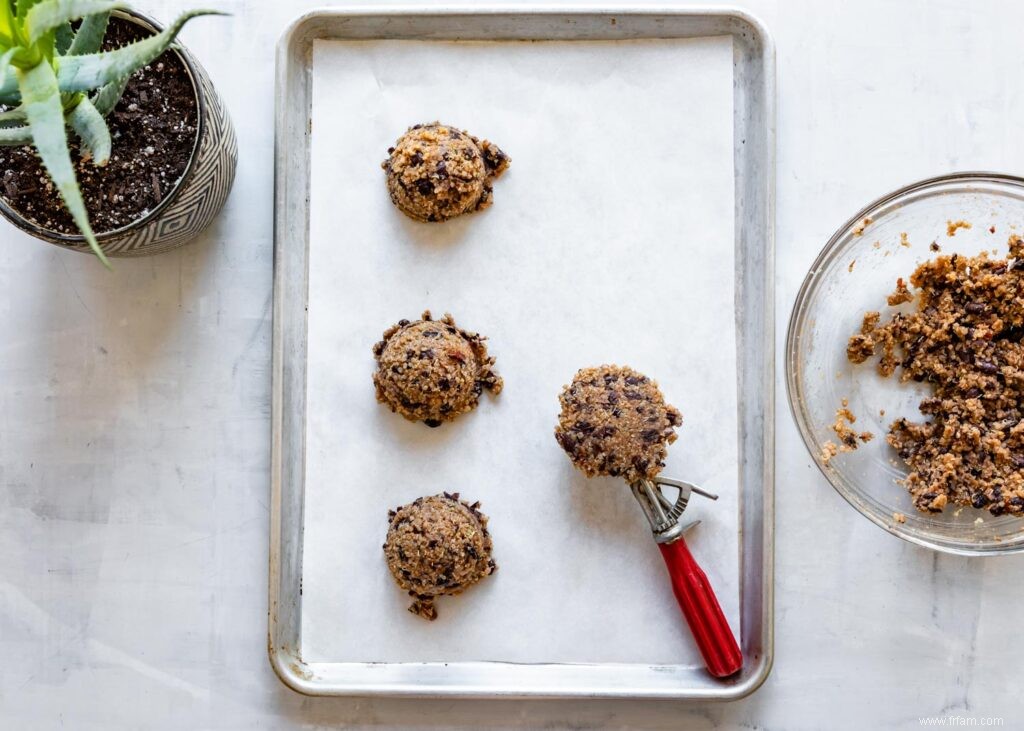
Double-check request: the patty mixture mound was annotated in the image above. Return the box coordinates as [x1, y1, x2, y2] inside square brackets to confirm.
[373, 311, 502, 427]
[382, 122, 510, 222]
[383, 493, 496, 620]
[555, 365, 683, 483]
[847, 235, 1024, 517]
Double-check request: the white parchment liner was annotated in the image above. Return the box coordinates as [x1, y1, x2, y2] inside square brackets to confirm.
[303, 37, 737, 664]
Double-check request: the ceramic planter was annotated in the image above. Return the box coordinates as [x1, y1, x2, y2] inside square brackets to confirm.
[0, 9, 237, 257]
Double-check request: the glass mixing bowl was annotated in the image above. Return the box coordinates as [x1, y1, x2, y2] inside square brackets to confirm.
[787, 172, 1024, 555]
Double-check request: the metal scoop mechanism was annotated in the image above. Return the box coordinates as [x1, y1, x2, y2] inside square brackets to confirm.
[629, 476, 719, 543]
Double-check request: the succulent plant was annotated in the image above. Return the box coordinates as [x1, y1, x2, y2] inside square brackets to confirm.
[0, 2, 220, 266]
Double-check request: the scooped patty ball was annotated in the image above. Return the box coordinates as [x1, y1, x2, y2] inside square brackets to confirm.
[382, 122, 510, 222]
[383, 493, 496, 620]
[372, 311, 502, 427]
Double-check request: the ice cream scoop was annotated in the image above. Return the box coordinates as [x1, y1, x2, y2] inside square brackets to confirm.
[555, 365, 742, 678]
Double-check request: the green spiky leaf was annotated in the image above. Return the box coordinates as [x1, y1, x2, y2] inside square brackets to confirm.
[0, 46, 18, 74]
[26, 0, 122, 44]
[90, 73, 126, 115]
[36, 27, 55, 61]
[0, 47, 20, 103]
[67, 8, 107, 55]
[56, 10, 222, 91]
[0, 0, 18, 45]
[0, 104, 27, 124]
[67, 94, 108, 163]
[17, 60, 109, 267]
[0, 71, 17, 99]
[0, 122, 32, 145]
[54, 20, 72, 52]
[15, 0, 44, 20]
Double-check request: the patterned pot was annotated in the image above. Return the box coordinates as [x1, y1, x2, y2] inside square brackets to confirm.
[0, 9, 237, 257]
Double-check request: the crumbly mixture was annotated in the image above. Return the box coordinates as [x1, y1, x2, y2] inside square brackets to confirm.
[887, 278, 914, 306]
[947, 219, 972, 236]
[853, 217, 872, 236]
[382, 122, 510, 222]
[555, 365, 683, 483]
[847, 311, 881, 364]
[829, 399, 873, 455]
[900, 232, 911, 248]
[846, 236, 1024, 516]
[383, 493, 496, 620]
[372, 311, 502, 427]
[820, 440, 839, 465]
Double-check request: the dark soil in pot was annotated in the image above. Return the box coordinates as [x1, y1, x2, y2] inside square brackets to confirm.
[0, 17, 198, 234]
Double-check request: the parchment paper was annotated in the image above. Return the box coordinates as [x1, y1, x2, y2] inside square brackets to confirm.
[303, 37, 737, 664]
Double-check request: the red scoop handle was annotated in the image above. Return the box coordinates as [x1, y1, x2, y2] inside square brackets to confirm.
[658, 536, 743, 678]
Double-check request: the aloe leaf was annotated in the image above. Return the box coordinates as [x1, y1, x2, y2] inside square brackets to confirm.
[90, 73, 125, 115]
[0, 122, 31, 144]
[0, 0, 17, 44]
[67, 8, 106, 55]
[15, 0, 43, 20]
[67, 94, 108, 163]
[37, 27, 55, 60]
[17, 60, 109, 267]
[26, 0, 122, 43]
[56, 9, 223, 92]
[0, 47, 20, 102]
[0, 103, 26, 124]
[0, 46, 17, 72]
[54, 18, 71, 52]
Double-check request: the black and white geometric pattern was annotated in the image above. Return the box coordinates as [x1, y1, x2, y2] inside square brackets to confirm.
[99, 60, 238, 257]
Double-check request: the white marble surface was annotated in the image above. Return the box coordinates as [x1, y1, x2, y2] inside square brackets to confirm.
[1, 0, 1022, 728]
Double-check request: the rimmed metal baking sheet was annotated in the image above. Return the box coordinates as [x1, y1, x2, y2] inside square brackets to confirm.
[271, 5, 775, 699]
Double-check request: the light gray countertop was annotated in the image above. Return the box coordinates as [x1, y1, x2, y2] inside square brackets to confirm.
[2, 1, 1022, 728]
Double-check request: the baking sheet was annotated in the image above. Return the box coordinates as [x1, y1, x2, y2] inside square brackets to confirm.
[302, 36, 739, 665]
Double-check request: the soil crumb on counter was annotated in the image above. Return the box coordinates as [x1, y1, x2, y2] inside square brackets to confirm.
[555, 365, 682, 483]
[845, 235, 1024, 516]
[372, 310, 502, 427]
[383, 493, 496, 620]
[0, 19, 197, 234]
